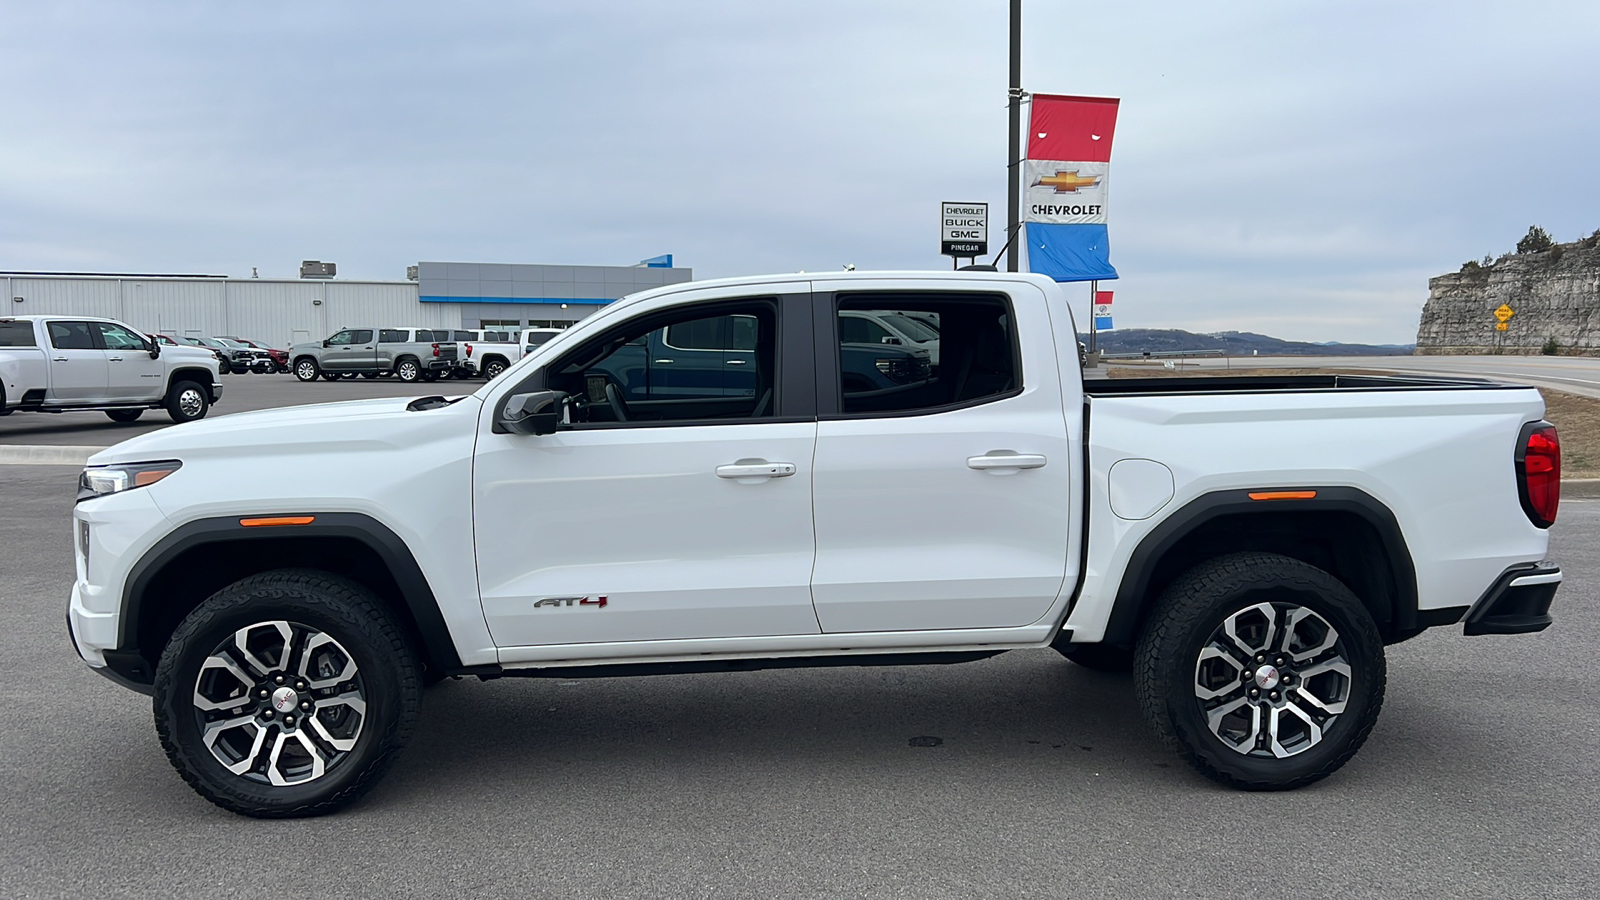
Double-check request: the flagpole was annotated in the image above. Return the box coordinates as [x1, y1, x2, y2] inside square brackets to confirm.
[1089, 279, 1098, 354]
[1006, 0, 1022, 273]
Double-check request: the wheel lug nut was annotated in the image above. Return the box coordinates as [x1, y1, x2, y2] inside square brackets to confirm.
[295, 682, 307, 691]
[258, 689, 269, 698]
[274, 676, 285, 685]
[1255, 654, 1266, 662]
[301, 701, 312, 710]
[1270, 691, 1280, 701]
[263, 710, 274, 719]
[1249, 688, 1259, 698]
[284, 715, 295, 725]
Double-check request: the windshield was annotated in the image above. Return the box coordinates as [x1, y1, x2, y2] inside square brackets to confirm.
[882, 314, 940, 342]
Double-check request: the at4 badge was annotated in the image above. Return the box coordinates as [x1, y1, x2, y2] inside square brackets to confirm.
[532, 596, 608, 609]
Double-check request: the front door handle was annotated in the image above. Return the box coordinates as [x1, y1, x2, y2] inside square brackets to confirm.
[53, 356, 69, 362]
[716, 461, 797, 480]
[654, 359, 675, 364]
[108, 356, 123, 362]
[725, 359, 747, 366]
[967, 452, 1048, 471]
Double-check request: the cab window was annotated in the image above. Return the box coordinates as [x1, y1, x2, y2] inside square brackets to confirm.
[95, 323, 147, 351]
[48, 321, 97, 350]
[833, 293, 1016, 416]
[546, 302, 778, 426]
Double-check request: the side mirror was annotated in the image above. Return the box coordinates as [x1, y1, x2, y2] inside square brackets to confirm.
[322, 339, 331, 348]
[148, 341, 160, 359]
[497, 390, 569, 435]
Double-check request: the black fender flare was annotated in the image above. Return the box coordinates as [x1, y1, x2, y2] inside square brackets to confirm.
[112, 513, 462, 685]
[1097, 486, 1419, 646]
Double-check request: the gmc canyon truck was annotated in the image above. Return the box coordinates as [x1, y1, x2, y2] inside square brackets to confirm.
[1, 316, 221, 423]
[67, 272, 1563, 817]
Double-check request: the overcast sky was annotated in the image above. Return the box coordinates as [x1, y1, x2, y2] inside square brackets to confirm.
[2, 1, 1596, 343]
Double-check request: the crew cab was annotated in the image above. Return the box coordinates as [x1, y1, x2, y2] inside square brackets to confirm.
[1, 315, 221, 423]
[67, 271, 1563, 817]
[290, 328, 458, 383]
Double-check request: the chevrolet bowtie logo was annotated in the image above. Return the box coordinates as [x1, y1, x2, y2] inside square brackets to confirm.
[1034, 170, 1100, 193]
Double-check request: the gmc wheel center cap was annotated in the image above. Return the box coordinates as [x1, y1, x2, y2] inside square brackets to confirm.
[1254, 665, 1282, 690]
[271, 686, 300, 712]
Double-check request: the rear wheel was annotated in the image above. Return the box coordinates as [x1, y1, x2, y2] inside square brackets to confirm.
[165, 381, 209, 423]
[482, 358, 507, 379]
[395, 358, 421, 383]
[105, 409, 144, 423]
[294, 359, 319, 382]
[152, 570, 421, 818]
[1134, 552, 1385, 791]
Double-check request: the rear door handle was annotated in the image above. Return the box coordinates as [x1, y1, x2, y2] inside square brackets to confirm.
[726, 359, 747, 366]
[53, 357, 69, 362]
[967, 452, 1048, 470]
[716, 461, 797, 479]
[108, 356, 123, 362]
[654, 359, 675, 364]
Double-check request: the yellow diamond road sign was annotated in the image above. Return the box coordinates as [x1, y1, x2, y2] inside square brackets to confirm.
[1494, 304, 1515, 322]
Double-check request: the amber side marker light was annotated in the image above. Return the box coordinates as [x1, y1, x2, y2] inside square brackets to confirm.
[1248, 490, 1318, 501]
[239, 516, 316, 528]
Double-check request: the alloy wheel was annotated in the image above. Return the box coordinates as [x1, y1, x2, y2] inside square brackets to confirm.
[191, 620, 367, 786]
[1192, 601, 1352, 758]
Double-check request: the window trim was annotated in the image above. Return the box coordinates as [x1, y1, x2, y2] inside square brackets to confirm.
[495, 293, 814, 430]
[816, 290, 1024, 421]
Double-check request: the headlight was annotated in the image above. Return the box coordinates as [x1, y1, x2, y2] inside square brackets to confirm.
[78, 461, 182, 501]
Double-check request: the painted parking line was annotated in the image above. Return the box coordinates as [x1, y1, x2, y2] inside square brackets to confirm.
[0, 446, 106, 466]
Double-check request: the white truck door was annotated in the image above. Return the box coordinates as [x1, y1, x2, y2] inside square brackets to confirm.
[474, 288, 821, 652]
[44, 321, 109, 403]
[93, 322, 164, 401]
[808, 281, 1073, 633]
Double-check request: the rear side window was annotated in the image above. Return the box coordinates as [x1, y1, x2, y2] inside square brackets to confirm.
[0, 321, 36, 347]
[451, 330, 474, 341]
[834, 292, 1017, 416]
[379, 329, 408, 343]
[349, 330, 374, 344]
[48, 321, 98, 350]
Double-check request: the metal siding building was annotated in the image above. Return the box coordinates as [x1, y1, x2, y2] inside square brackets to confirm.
[2, 259, 691, 347]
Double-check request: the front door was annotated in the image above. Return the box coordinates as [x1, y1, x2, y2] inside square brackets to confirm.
[808, 285, 1074, 633]
[473, 289, 821, 653]
[94, 322, 165, 401]
[45, 321, 108, 403]
[321, 329, 374, 372]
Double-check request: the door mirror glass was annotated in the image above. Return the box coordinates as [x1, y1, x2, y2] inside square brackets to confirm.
[498, 390, 569, 435]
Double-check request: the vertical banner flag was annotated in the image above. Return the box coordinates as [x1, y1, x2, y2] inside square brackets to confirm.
[1094, 290, 1113, 331]
[1024, 94, 1120, 282]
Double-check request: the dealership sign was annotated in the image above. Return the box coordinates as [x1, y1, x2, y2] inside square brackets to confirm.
[941, 202, 988, 257]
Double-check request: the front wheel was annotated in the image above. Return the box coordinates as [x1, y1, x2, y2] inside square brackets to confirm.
[165, 381, 210, 423]
[294, 359, 319, 382]
[152, 570, 421, 818]
[1133, 552, 1385, 791]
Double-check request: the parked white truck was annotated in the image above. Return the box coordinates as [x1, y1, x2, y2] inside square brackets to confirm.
[1, 315, 221, 423]
[67, 271, 1563, 817]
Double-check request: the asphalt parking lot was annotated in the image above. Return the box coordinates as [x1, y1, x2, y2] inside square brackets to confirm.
[2, 459, 1597, 897]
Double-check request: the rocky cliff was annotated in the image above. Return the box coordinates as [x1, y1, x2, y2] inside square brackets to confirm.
[1416, 237, 1600, 354]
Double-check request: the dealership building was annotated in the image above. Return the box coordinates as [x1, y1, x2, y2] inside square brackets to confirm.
[0, 256, 692, 347]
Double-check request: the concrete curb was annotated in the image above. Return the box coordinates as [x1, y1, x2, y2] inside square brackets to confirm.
[0, 445, 106, 466]
[1560, 479, 1600, 498]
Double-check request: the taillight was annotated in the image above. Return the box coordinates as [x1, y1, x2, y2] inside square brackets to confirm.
[465, 342, 473, 357]
[1516, 422, 1560, 528]
[431, 343, 440, 357]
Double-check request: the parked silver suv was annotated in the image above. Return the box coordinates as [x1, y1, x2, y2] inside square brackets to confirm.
[290, 328, 458, 382]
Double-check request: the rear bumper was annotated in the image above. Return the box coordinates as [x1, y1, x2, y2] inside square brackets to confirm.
[1464, 564, 1561, 635]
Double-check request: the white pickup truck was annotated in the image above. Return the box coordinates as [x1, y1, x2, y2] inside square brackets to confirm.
[66, 271, 1563, 817]
[1, 315, 222, 423]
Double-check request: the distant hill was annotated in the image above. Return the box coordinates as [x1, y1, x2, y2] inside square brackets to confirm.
[1083, 328, 1414, 357]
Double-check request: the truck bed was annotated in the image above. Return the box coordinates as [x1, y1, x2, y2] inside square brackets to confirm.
[1084, 372, 1525, 397]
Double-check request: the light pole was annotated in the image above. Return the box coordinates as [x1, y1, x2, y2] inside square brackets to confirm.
[1006, 0, 1022, 273]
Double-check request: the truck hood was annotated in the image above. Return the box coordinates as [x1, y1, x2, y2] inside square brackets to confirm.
[88, 395, 484, 465]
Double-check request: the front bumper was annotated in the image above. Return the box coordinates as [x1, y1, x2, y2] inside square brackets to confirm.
[1464, 564, 1562, 635]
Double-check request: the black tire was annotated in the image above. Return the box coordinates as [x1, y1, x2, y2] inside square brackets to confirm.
[395, 357, 422, 383]
[1059, 642, 1134, 673]
[105, 409, 144, 423]
[217, 358, 232, 375]
[164, 380, 210, 423]
[419, 371, 439, 383]
[152, 569, 421, 818]
[294, 358, 319, 382]
[1133, 552, 1385, 791]
[361, 372, 378, 379]
[323, 372, 343, 381]
[482, 358, 507, 380]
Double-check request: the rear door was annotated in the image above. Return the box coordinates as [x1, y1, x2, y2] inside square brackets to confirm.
[44, 321, 109, 403]
[321, 329, 374, 372]
[807, 281, 1074, 633]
